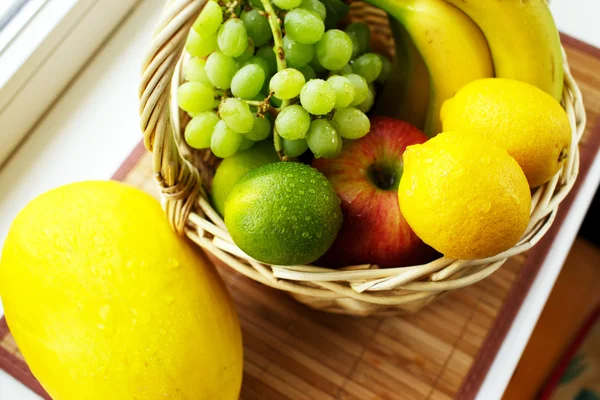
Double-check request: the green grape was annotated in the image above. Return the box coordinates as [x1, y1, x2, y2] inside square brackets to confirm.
[235, 38, 255, 62]
[241, 9, 272, 47]
[177, 82, 215, 115]
[377, 54, 392, 83]
[239, 136, 256, 151]
[193, 1, 223, 36]
[186, 29, 217, 57]
[231, 64, 265, 99]
[334, 63, 352, 75]
[315, 29, 353, 71]
[275, 105, 311, 140]
[357, 83, 375, 112]
[220, 98, 254, 133]
[269, 68, 305, 100]
[184, 57, 211, 84]
[331, 108, 370, 139]
[273, 0, 302, 10]
[283, 36, 314, 68]
[352, 53, 382, 83]
[284, 9, 325, 45]
[300, 79, 336, 115]
[205, 51, 238, 89]
[326, 75, 354, 109]
[242, 56, 272, 79]
[217, 19, 248, 57]
[244, 115, 272, 141]
[256, 45, 277, 77]
[249, 0, 264, 10]
[345, 22, 370, 57]
[344, 73, 368, 106]
[298, 65, 317, 80]
[309, 56, 326, 76]
[306, 119, 341, 158]
[299, 0, 326, 21]
[211, 120, 242, 158]
[185, 111, 220, 149]
[283, 138, 309, 157]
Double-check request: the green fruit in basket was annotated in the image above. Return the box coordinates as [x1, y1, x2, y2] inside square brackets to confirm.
[283, 35, 315, 69]
[345, 22, 370, 57]
[185, 111, 220, 149]
[241, 10, 272, 47]
[284, 9, 325, 45]
[211, 141, 280, 216]
[0, 181, 242, 400]
[352, 53, 382, 83]
[300, 0, 327, 21]
[193, 0, 223, 36]
[185, 29, 217, 57]
[183, 57, 211, 84]
[217, 19, 248, 58]
[315, 29, 353, 71]
[177, 82, 215, 115]
[275, 104, 311, 140]
[225, 162, 342, 265]
[300, 79, 336, 115]
[205, 51, 238, 89]
[231, 64, 265, 99]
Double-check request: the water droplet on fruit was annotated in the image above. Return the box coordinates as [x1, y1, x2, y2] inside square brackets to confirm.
[287, 174, 293, 178]
[281, 228, 285, 234]
[305, 216, 311, 221]
[126, 260, 133, 268]
[309, 189, 315, 194]
[292, 216, 297, 221]
[301, 179, 305, 183]
[99, 305, 110, 320]
[97, 324, 105, 330]
[299, 190, 305, 195]
[140, 260, 148, 268]
[481, 202, 491, 213]
[316, 232, 322, 238]
[302, 232, 309, 238]
[168, 259, 180, 269]
[310, 179, 315, 184]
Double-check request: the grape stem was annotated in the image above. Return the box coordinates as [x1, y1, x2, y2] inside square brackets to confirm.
[259, 0, 288, 160]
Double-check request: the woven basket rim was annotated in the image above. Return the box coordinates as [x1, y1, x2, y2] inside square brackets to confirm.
[139, 0, 586, 314]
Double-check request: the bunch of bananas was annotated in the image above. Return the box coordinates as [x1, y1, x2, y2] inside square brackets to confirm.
[370, 0, 563, 136]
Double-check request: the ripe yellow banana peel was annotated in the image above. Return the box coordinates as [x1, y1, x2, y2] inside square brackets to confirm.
[364, 0, 494, 136]
[443, 0, 564, 102]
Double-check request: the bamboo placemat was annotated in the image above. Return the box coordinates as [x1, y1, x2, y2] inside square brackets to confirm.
[1, 35, 600, 400]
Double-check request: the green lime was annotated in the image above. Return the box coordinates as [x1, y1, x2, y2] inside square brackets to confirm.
[211, 140, 279, 216]
[224, 162, 342, 265]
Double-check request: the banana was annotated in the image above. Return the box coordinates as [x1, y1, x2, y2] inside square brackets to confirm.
[443, 0, 563, 102]
[364, 0, 494, 135]
[374, 19, 430, 130]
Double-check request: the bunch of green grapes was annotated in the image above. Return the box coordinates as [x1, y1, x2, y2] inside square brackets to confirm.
[179, 0, 391, 159]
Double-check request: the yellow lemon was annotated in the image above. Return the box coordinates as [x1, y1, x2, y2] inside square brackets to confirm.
[0, 181, 242, 400]
[398, 132, 531, 260]
[441, 78, 571, 187]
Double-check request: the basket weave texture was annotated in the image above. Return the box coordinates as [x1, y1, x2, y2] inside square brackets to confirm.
[139, 0, 586, 316]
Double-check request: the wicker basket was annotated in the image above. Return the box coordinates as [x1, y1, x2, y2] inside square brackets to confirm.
[139, 0, 586, 316]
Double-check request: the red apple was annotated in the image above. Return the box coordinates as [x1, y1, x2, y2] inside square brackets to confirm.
[313, 116, 437, 268]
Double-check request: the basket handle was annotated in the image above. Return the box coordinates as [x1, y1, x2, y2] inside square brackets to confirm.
[139, 0, 206, 233]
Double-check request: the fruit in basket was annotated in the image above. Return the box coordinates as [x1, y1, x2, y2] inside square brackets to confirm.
[364, 0, 493, 135]
[441, 78, 572, 187]
[0, 181, 242, 400]
[211, 140, 280, 216]
[314, 117, 436, 268]
[399, 132, 531, 260]
[178, 1, 392, 161]
[442, 0, 563, 101]
[224, 162, 342, 265]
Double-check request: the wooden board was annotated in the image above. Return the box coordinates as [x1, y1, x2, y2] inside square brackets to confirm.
[1, 35, 600, 400]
